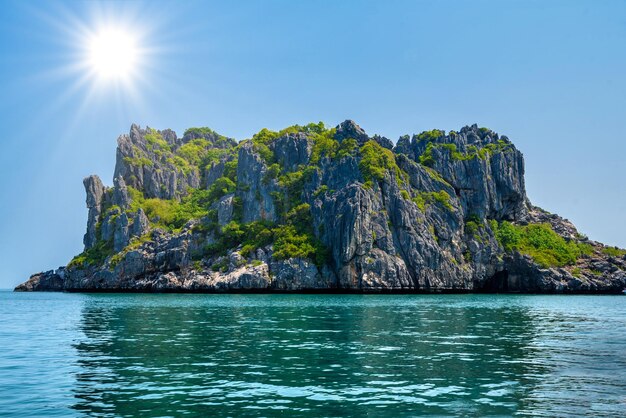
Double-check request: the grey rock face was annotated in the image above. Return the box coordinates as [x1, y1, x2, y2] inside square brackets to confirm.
[113, 212, 130, 253]
[272, 133, 312, 171]
[215, 194, 235, 226]
[236, 141, 277, 223]
[270, 258, 331, 290]
[372, 134, 394, 150]
[395, 125, 527, 222]
[131, 208, 150, 238]
[113, 129, 197, 200]
[100, 207, 119, 243]
[205, 160, 227, 186]
[83, 175, 105, 250]
[113, 176, 130, 209]
[16, 121, 626, 294]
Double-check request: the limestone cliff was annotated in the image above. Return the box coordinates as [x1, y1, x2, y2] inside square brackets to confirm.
[15, 121, 626, 293]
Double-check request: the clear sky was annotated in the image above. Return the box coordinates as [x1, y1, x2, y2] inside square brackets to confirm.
[1, 0, 625, 288]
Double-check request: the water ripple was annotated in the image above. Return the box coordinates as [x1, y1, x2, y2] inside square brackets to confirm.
[0, 292, 625, 416]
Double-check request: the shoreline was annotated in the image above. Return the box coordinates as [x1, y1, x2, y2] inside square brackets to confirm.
[13, 288, 626, 295]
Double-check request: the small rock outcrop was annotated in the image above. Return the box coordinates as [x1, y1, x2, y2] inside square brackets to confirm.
[15, 268, 65, 292]
[15, 121, 626, 293]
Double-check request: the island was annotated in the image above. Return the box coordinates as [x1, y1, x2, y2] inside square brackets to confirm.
[15, 121, 626, 293]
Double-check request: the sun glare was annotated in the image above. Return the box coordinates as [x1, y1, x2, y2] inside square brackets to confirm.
[87, 28, 139, 81]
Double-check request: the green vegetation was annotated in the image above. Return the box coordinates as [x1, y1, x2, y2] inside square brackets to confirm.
[336, 138, 358, 159]
[478, 127, 491, 136]
[206, 203, 328, 267]
[473, 140, 512, 159]
[250, 123, 412, 196]
[184, 127, 218, 137]
[415, 129, 445, 142]
[464, 214, 482, 236]
[418, 143, 437, 167]
[309, 128, 339, 164]
[601, 246, 626, 257]
[223, 159, 238, 182]
[412, 190, 454, 212]
[122, 127, 238, 181]
[423, 166, 450, 187]
[263, 163, 281, 184]
[251, 127, 280, 145]
[276, 166, 317, 215]
[128, 127, 238, 179]
[491, 221, 593, 268]
[85, 122, 527, 273]
[250, 122, 338, 165]
[359, 140, 407, 188]
[167, 155, 193, 175]
[428, 224, 439, 243]
[251, 122, 358, 166]
[465, 221, 479, 236]
[183, 127, 233, 148]
[253, 141, 274, 164]
[174, 136, 233, 175]
[273, 225, 325, 263]
[128, 186, 212, 231]
[272, 204, 328, 266]
[419, 142, 468, 166]
[269, 121, 329, 138]
[313, 185, 328, 197]
[177, 139, 211, 165]
[419, 139, 512, 168]
[207, 177, 236, 202]
[145, 128, 171, 153]
[68, 239, 113, 269]
[110, 234, 152, 267]
[123, 156, 154, 168]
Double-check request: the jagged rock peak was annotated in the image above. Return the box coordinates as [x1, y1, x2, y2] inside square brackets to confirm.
[335, 120, 369, 144]
[182, 126, 238, 149]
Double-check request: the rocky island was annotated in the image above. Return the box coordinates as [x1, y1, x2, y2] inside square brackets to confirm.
[15, 121, 626, 293]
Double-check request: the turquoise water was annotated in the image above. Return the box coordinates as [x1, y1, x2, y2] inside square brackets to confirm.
[0, 292, 625, 417]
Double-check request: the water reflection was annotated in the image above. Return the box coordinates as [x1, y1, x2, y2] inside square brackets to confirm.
[70, 294, 626, 416]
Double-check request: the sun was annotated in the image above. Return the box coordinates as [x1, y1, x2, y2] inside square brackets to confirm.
[86, 27, 139, 81]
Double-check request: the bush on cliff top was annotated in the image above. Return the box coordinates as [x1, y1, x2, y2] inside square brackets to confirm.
[183, 127, 234, 148]
[415, 129, 445, 142]
[359, 140, 406, 187]
[251, 122, 342, 166]
[419, 138, 513, 167]
[145, 128, 171, 152]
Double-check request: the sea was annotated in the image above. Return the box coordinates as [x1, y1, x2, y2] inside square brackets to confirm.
[0, 291, 625, 417]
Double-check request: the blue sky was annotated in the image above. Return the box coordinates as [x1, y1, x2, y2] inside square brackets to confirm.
[1, 0, 625, 288]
